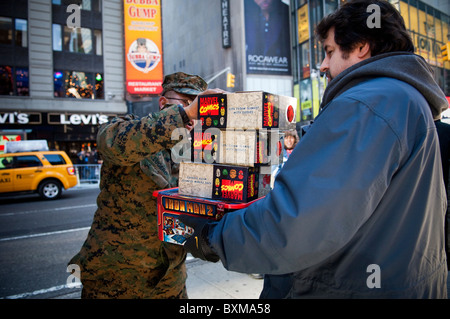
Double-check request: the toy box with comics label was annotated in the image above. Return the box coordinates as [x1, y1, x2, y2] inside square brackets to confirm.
[198, 92, 297, 130]
[154, 188, 263, 245]
[178, 162, 262, 203]
[191, 128, 284, 167]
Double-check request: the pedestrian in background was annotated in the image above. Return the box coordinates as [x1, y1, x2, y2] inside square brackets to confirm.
[282, 129, 299, 161]
[271, 129, 299, 188]
[182, 0, 448, 298]
[69, 72, 223, 298]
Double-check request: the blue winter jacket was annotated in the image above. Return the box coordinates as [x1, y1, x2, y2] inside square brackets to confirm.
[208, 52, 449, 298]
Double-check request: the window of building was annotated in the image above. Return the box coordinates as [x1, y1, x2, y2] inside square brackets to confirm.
[15, 19, 27, 47]
[64, 26, 92, 54]
[15, 67, 29, 96]
[0, 66, 29, 96]
[52, 24, 62, 51]
[54, 70, 104, 99]
[53, 24, 101, 56]
[0, 17, 13, 45]
[0, 66, 13, 95]
[0, 17, 28, 47]
[94, 29, 102, 55]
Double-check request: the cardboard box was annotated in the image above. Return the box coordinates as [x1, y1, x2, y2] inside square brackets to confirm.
[198, 92, 297, 130]
[154, 188, 263, 245]
[178, 162, 262, 202]
[191, 128, 221, 164]
[191, 128, 283, 167]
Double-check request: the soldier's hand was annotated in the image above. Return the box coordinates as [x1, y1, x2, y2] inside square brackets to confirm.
[179, 215, 220, 263]
[184, 88, 228, 122]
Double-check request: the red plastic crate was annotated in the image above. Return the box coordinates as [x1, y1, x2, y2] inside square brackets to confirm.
[153, 187, 263, 245]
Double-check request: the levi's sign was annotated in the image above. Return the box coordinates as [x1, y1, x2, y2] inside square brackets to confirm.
[48, 113, 111, 125]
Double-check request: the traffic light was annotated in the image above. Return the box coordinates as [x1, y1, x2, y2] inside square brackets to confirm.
[226, 73, 235, 88]
[442, 42, 450, 61]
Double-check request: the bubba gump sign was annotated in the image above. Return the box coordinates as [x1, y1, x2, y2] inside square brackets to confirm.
[124, 0, 163, 94]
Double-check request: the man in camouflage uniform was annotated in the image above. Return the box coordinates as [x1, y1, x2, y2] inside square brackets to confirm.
[69, 72, 221, 298]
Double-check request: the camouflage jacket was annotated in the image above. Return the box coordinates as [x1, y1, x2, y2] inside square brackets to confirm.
[70, 105, 189, 297]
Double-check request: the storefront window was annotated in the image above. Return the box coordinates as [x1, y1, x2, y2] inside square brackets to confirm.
[16, 67, 29, 96]
[0, 66, 29, 96]
[95, 73, 104, 99]
[54, 70, 65, 97]
[55, 0, 102, 12]
[54, 70, 104, 99]
[64, 26, 92, 54]
[0, 66, 13, 95]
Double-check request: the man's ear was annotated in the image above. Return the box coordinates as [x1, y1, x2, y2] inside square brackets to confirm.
[357, 42, 371, 59]
[159, 96, 168, 110]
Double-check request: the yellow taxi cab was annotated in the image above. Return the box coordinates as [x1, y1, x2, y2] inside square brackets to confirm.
[0, 151, 78, 200]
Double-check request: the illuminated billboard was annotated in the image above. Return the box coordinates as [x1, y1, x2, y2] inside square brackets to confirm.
[124, 0, 164, 95]
[244, 0, 292, 75]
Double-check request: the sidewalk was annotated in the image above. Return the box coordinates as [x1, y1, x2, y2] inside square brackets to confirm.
[54, 257, 263, 299]
[185, 258, 263, 299]
[56, 257, 450, 299]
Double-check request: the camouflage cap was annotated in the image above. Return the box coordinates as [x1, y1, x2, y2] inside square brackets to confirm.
[161, 72, 207, 96]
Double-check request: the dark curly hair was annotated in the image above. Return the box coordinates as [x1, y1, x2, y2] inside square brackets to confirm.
[316, 0, 414, 57]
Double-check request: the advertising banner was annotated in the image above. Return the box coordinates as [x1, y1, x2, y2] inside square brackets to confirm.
[123, 0, 163, 95]
[244, 0, 291, 75]
[297, 4, 309, 44]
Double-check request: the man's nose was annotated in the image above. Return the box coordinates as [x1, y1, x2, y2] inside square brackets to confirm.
[320, 58, 329, 73]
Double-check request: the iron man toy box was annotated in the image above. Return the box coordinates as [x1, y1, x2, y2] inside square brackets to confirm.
[154, 188, 263, 245]
[198, 91, 297, 130]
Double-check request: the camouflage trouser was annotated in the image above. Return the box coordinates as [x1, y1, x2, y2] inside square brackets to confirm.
[80, 261, 187, 299]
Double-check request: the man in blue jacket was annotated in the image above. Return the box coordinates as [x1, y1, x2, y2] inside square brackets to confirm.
[182, 0, 449, 298]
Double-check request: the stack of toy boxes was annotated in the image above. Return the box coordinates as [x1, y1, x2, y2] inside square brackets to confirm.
[178, 91, 297, 203]
[156, 91, 297, 245]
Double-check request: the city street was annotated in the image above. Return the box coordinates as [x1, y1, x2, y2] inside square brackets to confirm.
[0, 185, 263, 299]
[0, 187, 98, 298]
[0, 185, 448, 300]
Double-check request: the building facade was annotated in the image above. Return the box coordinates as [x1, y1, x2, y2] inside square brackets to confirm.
[0, 0, 448, 160]
[161, 0, 294, 107]
[290, 0, 450, 124]
[0, 0, 125, 161]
